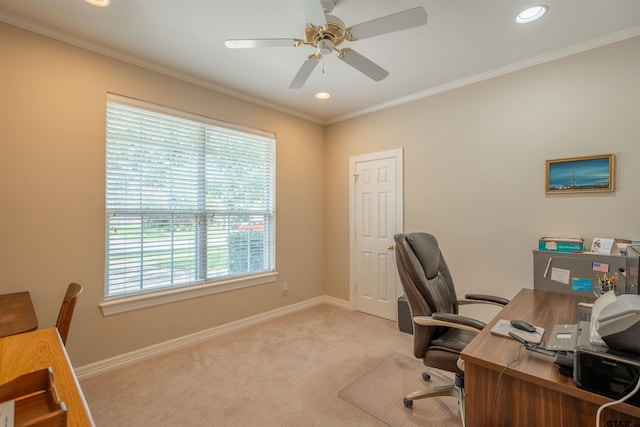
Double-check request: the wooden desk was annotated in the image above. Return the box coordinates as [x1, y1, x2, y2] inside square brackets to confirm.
[0, 328, 95, 426]
[461, 288, 640, 427]
[0, 292, 38, 337]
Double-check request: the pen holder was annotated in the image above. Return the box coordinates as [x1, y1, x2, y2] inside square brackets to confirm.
[594, 273, 618, 297]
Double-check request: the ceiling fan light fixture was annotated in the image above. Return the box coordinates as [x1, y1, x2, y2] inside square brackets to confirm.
[84, 0, 110, 6]
[315, 91, 331, 100]
[318, 38, 333, 55]
[516, 5, 548, 24]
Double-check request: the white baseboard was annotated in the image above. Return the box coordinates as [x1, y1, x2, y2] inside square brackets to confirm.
[75, 295, 350, 380]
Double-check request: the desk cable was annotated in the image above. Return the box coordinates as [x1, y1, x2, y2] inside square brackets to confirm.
[595, 371, 640, 427]
[492, 344, 523, 421]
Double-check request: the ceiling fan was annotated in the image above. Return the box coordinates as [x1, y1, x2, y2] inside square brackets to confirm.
[224, 0, 428, 89]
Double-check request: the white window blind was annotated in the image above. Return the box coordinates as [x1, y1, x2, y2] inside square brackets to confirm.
[105, 95, 275, 297]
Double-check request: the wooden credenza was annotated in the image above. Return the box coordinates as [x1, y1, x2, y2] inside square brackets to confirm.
[0, 328, 95, 426]
[461, 288, 640, 427]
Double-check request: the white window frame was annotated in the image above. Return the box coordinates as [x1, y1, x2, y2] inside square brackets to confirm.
[100, 94, 277, 315]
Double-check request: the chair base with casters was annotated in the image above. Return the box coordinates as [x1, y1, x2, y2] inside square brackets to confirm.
[403, 370, 464, 405]
[402, 371, 464, 427]
[403, 370, 465, 424]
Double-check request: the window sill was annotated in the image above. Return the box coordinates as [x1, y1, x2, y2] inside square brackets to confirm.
[99, 272, 279, 316]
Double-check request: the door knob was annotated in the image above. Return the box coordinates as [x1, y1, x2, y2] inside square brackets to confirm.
[388, 245, 395, 250]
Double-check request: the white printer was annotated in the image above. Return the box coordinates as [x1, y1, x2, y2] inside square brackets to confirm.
[596, 294, 640, 354]
[573, 294, 640, 404]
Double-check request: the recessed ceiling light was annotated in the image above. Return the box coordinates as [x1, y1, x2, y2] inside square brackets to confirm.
[516, 5, 548, 24]
[84, 0, 110, 6]
[315, 92, 331, 100]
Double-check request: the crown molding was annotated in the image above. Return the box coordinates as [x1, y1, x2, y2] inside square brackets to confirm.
[2, 12, 638, 126]
[0, 12, 324, 125]
[327, 26, 640, 124]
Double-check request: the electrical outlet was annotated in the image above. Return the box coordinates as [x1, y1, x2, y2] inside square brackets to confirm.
[282, 283, 289, 296]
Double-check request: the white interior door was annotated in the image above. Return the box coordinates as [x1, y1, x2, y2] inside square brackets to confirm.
[350, 149, 403, 321]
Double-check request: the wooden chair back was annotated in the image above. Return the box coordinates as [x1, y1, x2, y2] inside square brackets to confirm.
[55, 282, 82, 346]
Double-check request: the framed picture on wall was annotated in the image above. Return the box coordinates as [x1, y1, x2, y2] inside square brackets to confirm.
[546, 154, 615, 194]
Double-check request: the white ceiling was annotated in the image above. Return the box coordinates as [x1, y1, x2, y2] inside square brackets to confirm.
[1, 0, 639, 123]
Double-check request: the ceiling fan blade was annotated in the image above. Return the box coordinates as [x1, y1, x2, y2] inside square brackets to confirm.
[348, 6, 427, 40]
[289, 54, 321, 89]
[299, 0, 327, 26]
[338, 49, 389, 81]
[225, 39, 301, 49]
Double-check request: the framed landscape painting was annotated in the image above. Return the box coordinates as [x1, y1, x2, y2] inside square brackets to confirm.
[546, 154, 615, 194]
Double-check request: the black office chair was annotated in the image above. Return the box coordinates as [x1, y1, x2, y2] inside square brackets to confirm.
[394, 232, 509, 425]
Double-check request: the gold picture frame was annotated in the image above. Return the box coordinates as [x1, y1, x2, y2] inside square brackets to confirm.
[546, 154, 615, 194]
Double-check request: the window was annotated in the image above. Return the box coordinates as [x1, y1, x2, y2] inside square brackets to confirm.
[105, 94, 275, 300]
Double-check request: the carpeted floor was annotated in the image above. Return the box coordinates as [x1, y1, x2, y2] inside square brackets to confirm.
[80, 304, 460, 426]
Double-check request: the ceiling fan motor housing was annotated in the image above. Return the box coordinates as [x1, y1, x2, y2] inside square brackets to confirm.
[304, 14, 346, 51]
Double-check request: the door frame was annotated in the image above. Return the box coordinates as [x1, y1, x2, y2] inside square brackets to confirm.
[349, 148, 404, 313]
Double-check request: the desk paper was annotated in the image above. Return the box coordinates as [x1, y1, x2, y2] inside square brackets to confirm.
[591, 237, 616, 255]
[550, 267, 570, 285]
[0, 399, 15, 427]
[490, 319, 545, 344]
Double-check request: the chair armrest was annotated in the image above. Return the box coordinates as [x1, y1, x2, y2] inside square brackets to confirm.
[414, 312, 486, 334]
[459, 293, 509, 307]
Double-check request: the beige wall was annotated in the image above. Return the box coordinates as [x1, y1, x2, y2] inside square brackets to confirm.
[2, 20, 639, 367]
[0, 23, 325, 366]
[325, 37, 640, 320]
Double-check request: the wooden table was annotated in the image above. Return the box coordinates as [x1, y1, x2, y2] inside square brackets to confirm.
[0, 328, 95, 426]
[0, 291, 38, 337]
[461, 288, 640, 427]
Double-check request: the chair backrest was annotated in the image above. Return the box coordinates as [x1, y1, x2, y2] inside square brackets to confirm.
[394, 233, 460, 358]
[56, 282, 83, 346]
